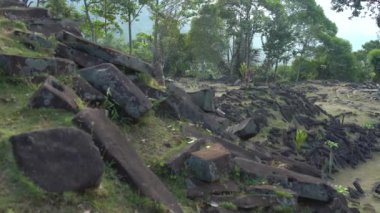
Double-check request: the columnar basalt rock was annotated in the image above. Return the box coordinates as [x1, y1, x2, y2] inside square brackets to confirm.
[73, 108, 183, 213]
[0, 54, 76, 76]
[78, 63, 152, 119]
[57, 31, 155, 74]
[29, 75, 80, 112]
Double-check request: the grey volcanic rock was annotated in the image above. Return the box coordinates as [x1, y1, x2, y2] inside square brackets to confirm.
[157, 84, 230, 135]
[189, 89, 216, 112]
[29, 76, 79, 112]
[234, 157, 334, 202]
[57, 30, 154, 74]
[0, 7, 49, 20]
[78, 63, 152, 119]
[73, 76, 105, 105]
[0, 54, 76, 76]
[0, 0, 25, 8]
[26, 19, 82, 37]
[226, 117, 259, 140]
[55, 43, 106, 68]
[10, 128, 104, 193]
[73, 108, 182, 213]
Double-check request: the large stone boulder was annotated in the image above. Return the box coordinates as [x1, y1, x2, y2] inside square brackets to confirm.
[233, 157, 335, 202]
[226, 117, 260, 140]
[188, 89, 216, 112]
[0, 54, 76, 76]
[78, 63, 152, 119]
[29, 76, 80, 112]
[73, 108, 182, 213]
[10, 128, 104, 193]
[55, 43, 106, 68]
[157, 84, 230, 136]
[0, 7, 49, 20]
[186, 143, 231, 182]
[57, 30, 154, 74]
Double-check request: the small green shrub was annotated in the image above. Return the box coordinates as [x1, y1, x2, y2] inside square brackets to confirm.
[295, 129, 308, 153]
[334, 184, 349, 196]
[219, 202, 237, 210]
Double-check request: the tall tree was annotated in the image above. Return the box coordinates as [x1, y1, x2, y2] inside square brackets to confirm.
[218, 0, 265, 76]
[188, 3, 229, 74]
[331, 0, 380, 26]
[119, 0, 151, 54]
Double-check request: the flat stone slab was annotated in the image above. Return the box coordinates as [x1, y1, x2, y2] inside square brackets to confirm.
[57, 30, 154, 74]
[29, 75, 79, 112]
[78, 63, 152, 119]
[0, 54, 76, 76]
[10, 127, 104, 193]
[73, 108, 182, 213]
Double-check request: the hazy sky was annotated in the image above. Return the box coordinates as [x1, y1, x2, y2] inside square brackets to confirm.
[315, 0, 378, 51]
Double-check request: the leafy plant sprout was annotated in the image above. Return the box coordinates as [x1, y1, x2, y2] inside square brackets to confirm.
[295, 129, 308, 154]
[325, 140, 339, 177]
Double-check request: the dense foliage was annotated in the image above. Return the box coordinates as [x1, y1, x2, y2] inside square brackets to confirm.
[39, 0, 380, 82]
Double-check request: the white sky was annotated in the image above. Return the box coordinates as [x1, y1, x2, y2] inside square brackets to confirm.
[315, 0, 379, 51]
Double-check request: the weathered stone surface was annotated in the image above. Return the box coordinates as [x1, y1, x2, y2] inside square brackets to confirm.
[0, 54, 76, 76]
[0, 0, 25, 8]
[189, 89, 216, 112]
[78, 63, 152, 119]
[73, 108, 182, 213]
[10, 128, 104, 193]
[73, 76, 105, 105]
[29, 76, 79, 112]
[234, 157, 334, 202]
[55, 43, 106, 68]
[166, 138, 206, 173]
[226, 117, 260, 140]
[157, 84, 230, 135]
[0, 7, 49, 20]
[187, 143, 231, 182]
[26, 19, 81, 37]
[57, 30, 154, 74]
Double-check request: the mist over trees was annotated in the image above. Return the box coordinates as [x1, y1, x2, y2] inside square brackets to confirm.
[40, 0, 380, 82]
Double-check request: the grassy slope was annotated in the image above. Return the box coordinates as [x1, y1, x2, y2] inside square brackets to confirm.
[0, 16, 196, 212]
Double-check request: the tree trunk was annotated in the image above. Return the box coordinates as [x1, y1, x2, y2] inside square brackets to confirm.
[153, 0, 159, 63]
[273, 60, 279, 82]
[83, 0, 96, 42]
[128, 12, 132, 54]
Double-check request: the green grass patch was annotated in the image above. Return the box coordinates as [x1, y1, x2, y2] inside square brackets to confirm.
[0, 16, 55, 57]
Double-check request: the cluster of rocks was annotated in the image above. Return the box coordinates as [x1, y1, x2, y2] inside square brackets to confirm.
[1, 0, 380, 212]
